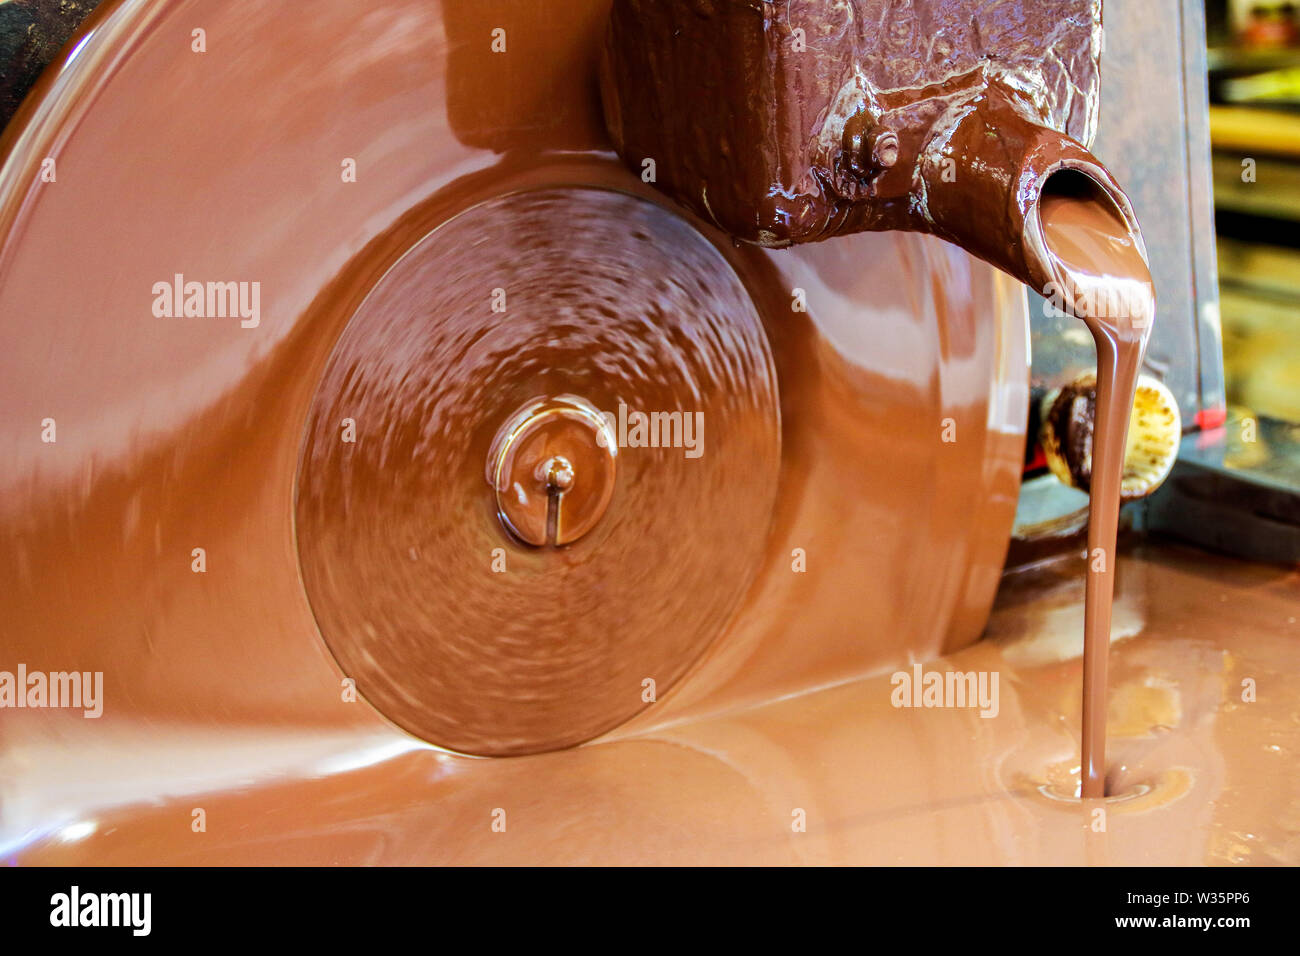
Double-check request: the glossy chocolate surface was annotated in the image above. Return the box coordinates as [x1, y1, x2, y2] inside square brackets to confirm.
[0, 0, 1029, 860]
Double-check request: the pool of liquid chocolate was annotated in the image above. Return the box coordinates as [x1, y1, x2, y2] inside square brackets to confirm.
[1038, 172, 1155, 798]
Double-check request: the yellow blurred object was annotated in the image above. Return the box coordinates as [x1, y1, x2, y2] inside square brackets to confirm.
[1222, 66, 1300, 103]
[1039, 373, 1182, 503]
[1210, 104, 1300, 156]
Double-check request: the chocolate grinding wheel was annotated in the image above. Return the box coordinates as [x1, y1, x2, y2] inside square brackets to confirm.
[1, 0, 1031, 862]
[296, 188, 780, 755]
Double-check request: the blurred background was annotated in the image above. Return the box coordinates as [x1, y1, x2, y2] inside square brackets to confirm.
[1207, 0, 1300, 424]
[1134, 0, 1300, 561]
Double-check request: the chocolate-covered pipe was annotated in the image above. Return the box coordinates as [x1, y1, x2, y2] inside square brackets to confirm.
[914, 83, 1144, 294]
[599, 0, 1125, 293]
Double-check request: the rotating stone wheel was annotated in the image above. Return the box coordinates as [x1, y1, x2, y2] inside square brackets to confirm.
[0, 0, 1027, 863]
[295, 187, 780, 755]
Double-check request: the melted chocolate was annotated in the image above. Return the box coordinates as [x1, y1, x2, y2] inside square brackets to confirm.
[1038, 173, 1154, 798]
[295, 187, 781, 756]
[600, 0, 1106, 276]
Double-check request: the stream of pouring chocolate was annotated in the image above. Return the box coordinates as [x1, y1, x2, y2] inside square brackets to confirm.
[1037, 175, 1155, 798]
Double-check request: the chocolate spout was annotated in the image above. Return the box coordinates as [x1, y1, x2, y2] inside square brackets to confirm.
[912, 85, 1146, 295]
[599, 0, 1121, 278]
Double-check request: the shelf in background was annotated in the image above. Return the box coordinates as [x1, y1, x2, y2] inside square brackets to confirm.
[1210, 104, 1300, 156]
[1207, 45, 1300, 73]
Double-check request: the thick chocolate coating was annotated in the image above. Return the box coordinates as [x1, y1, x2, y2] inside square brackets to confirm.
[600, 0, 1129, 291]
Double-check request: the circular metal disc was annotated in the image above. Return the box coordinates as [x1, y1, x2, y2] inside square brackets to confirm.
[295, 187, 780, 756]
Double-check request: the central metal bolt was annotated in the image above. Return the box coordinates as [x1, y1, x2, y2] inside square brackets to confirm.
[486, 396, 617, 547]
[872, 130, 900, 169]
[541, 455, 575, 493]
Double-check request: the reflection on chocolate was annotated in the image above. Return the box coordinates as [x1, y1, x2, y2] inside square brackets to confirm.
[13, 543, 1300, 865]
